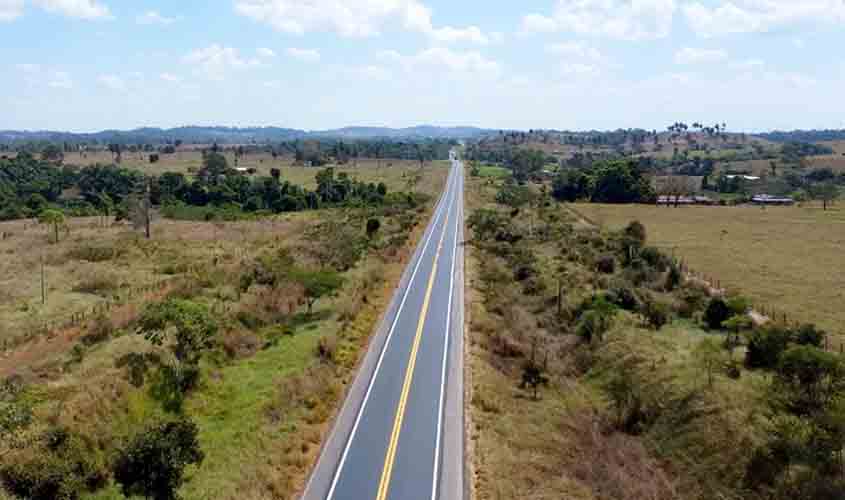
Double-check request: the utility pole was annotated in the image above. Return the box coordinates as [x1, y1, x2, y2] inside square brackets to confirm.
[41, 250, 46, 305]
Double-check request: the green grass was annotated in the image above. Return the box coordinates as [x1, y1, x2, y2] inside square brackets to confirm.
[476, 165, 511, 178]
[180, 321, 329, 499]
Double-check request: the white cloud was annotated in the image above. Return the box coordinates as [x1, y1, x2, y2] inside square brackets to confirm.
[792, 37, 805, 48]
[97, 74, 126, 91]
[0, 0, 24, 22]
[160, 73, 183, 83]
[183, 44, 263, 79]
[257, 47, 276, 58]
[674, 47, 728, 64]
[731, 58, 764, 70]
[684, 0, 845, 37]
[285, 47, 320, 62]
[136, 10, 175, 25]
[522, 0, 675, 40]
[521, 13, 557, 33]
[234, 0, 490, 44]
[48, 71, 73, 89]
[379, 47, 501, 77]
[33, 0, 111, 20]
[430, 25, 489, 44]
[545, 41, 602, 60]
[560, 62, 600, 76]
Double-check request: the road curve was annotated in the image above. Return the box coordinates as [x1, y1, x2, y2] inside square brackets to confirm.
[302, 156, 465, 500]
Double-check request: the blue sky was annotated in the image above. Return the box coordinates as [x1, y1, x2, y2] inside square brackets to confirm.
[2, 0, 844, 132]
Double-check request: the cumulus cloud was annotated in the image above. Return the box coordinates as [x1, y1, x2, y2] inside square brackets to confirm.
[674, 47, 728, 64]
[684, 0, 845, 37]
[0, 0, 24, 21]
[33, 0, 111, 20]
[184, 44, 263, 79]
[257, 47, 276, 58]
[97, 74, 126, 91]
[522, 0, 675, 40]
[136, 10, 175, 25]
[378, 47, 501, 77]
[285, 47, 320, 62]
[234, 0, 490, 44]
[545, 41, 602, 60]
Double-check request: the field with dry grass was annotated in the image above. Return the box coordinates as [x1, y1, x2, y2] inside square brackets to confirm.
[0, 162, 449, 500]
[57, 149, 443, 181]
[574, 203, 845, 336]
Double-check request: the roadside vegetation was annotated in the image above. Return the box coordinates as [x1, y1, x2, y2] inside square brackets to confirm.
[0, 160, 448, 500]
[465, 165, 844, 500]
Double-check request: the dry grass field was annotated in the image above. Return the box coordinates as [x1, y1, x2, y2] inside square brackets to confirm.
[574, 203, 845, 335]
[57, 150, 440, 181]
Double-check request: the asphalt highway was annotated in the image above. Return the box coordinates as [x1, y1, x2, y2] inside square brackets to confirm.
[303, 155, 465, 500]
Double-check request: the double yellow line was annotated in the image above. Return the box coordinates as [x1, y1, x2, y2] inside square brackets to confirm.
[375, 182, 455, 500]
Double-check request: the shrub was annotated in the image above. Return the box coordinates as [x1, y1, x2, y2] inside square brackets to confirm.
[80, 314, 114, 346]
[640, 246, 670, 271]
[726, 296, 751, 316]
[605, 284, 641, 312]
[704, 297, 731, 330]
[596, 254, 616, 274]
[623, 220, 647, 247]
[113, 419, 204, 500]
[676, 283, 709, 318]
[72, 272, 120, 296]
[664, 264, 682, 291]
[642, 299, 670, 330]
[66, 243, 125, 263]
[795, 323, 825, 348]
[745, 325, 793, 370]
[317, 334, 337, 363]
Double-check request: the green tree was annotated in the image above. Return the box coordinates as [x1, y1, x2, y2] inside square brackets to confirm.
[137, 300, 217, 365]
[591, 160, 655, 203]
[113, 419, 204, 500]
[809, 182, 839, 211]
[704, 297, 731, 330]
[694, 338, 727, 388]
[289, 269, 345, 315]
[775, 346, 845, 416]
[38, 209, 66, 244]
[551, 169, 591, 202]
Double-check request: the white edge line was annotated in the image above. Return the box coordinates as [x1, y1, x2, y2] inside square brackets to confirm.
[431, 161, 461, 500]
[325, 163, 458, 500]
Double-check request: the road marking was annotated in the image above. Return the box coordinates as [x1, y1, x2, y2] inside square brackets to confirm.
[324, 167, 458, 500]
[375, 173, 456, 500]
[431, 162, 461, 500]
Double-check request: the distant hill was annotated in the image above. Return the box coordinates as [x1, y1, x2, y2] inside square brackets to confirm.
[0, 125, 492, 146]
[757, 129, 845, 143]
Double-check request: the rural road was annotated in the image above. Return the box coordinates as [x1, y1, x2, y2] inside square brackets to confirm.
[302, 154, 466, 500]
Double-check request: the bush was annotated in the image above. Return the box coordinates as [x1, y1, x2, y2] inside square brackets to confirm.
[317, 335, 337, 363]
[596, 254, 616, 274]
[605, 284, 641, 312]
[676, 283, 709, 318]
[726, 296, 751, 316]
[704, 297, 731, 330]
[113, 419, 204, 500]
[795, 323, 825, 348]
[80, 314, 114, 346]
[745, 326, 793, 370]
[640, 246, 670, 271]
[66, 244, 125, 263]
[642, 299, 670, 330]
[664, 264, 682, 291]
[72, 272, 120, 296]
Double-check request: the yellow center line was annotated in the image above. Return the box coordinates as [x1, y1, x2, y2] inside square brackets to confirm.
[375, 188, 454, 500]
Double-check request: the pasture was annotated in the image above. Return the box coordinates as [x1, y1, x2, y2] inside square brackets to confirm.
[574, 202, 845, 335]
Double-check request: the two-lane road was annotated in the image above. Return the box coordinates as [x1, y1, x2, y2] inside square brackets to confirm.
[303, 157, 465, 500]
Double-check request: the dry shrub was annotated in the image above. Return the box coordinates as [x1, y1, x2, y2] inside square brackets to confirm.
[79, 314, 114, 346]
[66, 243, 125, 263]
[72, 271, 120, 296]
[566, 411, 678, 500]
[241, 283, 305, 325]
[265, 364, 340, 425]
[220, 330, 261, 359]
[316, 334, 337, 363]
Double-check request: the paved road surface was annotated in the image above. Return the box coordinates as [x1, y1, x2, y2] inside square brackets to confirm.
[302, 156, 465, 500]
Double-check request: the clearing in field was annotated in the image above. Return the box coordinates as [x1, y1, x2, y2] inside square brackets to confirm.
[574, 202, 845, 336]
